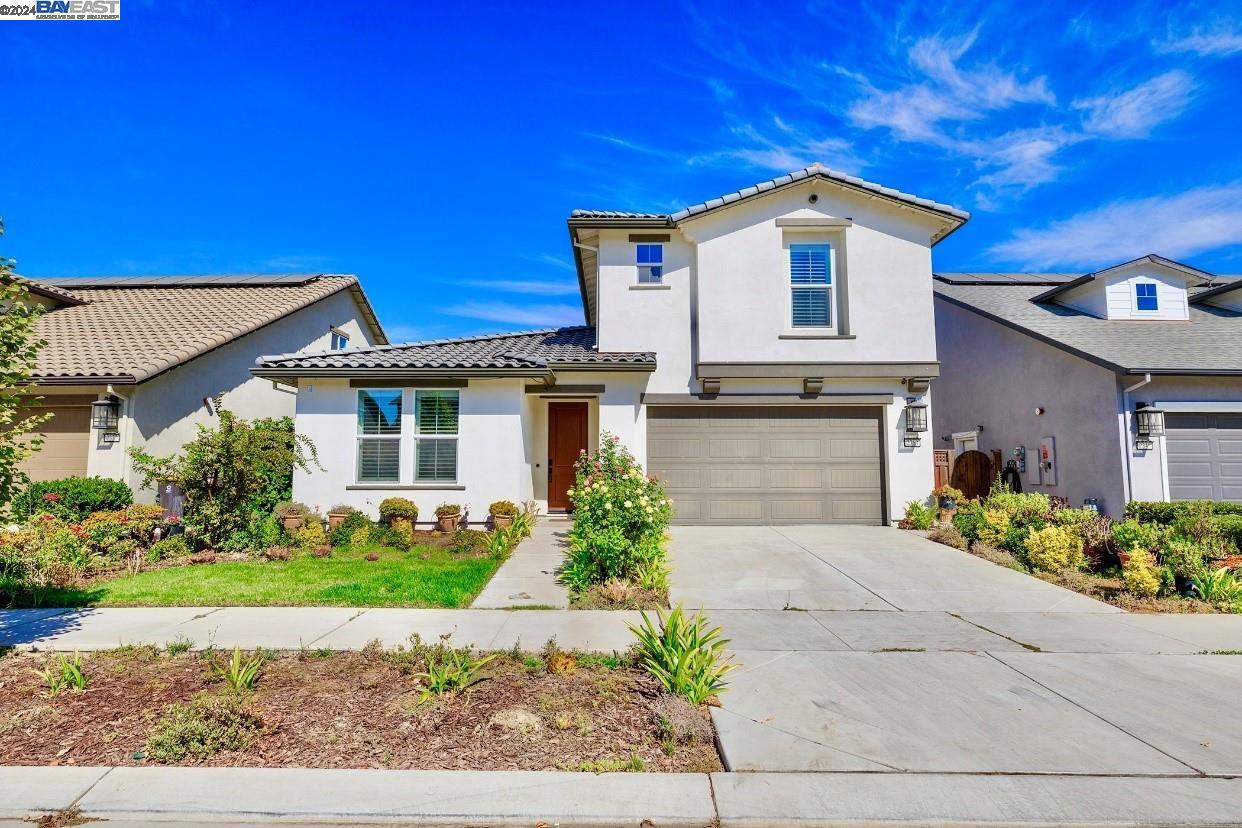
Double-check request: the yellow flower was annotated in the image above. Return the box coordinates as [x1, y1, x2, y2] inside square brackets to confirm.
[623, 500, 632, 508]
[604, 502, 613, 510]
[566, 488, 574, 496]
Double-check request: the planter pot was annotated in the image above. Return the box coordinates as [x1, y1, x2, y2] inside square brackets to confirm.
[938, 507, 956, 527]
[281, 515, 305, 532]
[491, 513, 513, 530]
[436, 514, 460, 533]
[327, 512, 349, 530]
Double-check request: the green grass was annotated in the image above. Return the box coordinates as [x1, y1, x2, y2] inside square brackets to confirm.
[36, 545, 504, 608]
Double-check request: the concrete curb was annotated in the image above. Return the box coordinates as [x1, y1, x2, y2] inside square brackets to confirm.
[7, 767, 1242, 827]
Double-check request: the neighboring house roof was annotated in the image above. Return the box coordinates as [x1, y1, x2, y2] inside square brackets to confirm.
[1028, 254, 1219, 303]
[28, 274, 388, 385]
[933, 279, 1242, 375]
[1189, 279, 1242, 305]
[5, 275, 87, 306]
[253, 326, 655, 380]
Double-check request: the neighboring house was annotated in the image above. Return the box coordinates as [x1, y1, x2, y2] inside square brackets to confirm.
[255, 164, 968, 525]
[19, 274, 386, 500]
[933, 254, 1242, 515]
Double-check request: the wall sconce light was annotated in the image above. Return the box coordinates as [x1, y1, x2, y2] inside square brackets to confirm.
[904, 399, 928, 433]
[1135, 404, 1165, 438]
[91, 396, 121, 430]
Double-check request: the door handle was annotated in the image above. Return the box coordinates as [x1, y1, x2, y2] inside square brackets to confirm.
[548, 458, 553, 481]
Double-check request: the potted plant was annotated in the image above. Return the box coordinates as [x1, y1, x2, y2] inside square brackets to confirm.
[326, 504, 356, 530]
[931, 485, 964, 527]
[378, 497, 418, 531]
[275, 502, 312, 533]
[435, 503, 462, 533]
[489, 500, 518, 529]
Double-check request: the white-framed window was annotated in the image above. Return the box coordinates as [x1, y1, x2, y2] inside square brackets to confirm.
[1135, 282, 1159, 312]
[636, 243, 663, 283]
[331, 329, 350, 350]
[415, 389, 459, 482]
[356, 389, 401, 483]
[789, 243, 832, 327]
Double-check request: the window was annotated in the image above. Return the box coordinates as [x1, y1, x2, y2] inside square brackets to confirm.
[331, 329, 350, 350]
[415, 390, 459, 482]
[789, 243, 832, 327]
[1135, 282, 1159, 311]
[636, 243, 663, 283]
[356, 389, 401, 483]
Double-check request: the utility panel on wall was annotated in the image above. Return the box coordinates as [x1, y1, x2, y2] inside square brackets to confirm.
[1025, 446, 1041, 486]
[1039, 437, 1057, 486]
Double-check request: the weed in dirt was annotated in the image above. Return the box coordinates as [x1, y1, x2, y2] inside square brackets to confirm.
[521, 655, 544, 673]
[33, 805, 91, 828]
[298, 646, 334, 660]
[563, 752, 646, 773]
[165, 636, 193, 656]
[146, 692, 262, 763]
[99, 643, 161, 660]
[575, 651, 628, 671]
[1201, 649, 1242, 655]
[212, 645, 264, 692]
[416, 649, 497, 703]
[35, 652, 87, 697]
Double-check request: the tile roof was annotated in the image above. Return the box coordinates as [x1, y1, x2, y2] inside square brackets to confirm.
[255, 326, 655, 374]
[30, 274, 380, 384]
[933, 280, 1242, 374]
[571, 163, 970, 226]
[8, 276, 87, 306]
[934, 272, 1083, 286]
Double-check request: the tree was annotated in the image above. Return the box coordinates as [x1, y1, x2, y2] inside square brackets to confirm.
[0, 217, 51, 513]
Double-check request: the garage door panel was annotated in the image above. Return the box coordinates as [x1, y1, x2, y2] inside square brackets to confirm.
[648, 405, 883, 525]
[1167, 438, 1211, 455]
[17, 405, 91, 483]
[1167, 412, 1242, 503]
[1219, 441, 1242, 455]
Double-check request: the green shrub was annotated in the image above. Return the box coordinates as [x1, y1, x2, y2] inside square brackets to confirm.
[291, 521, 327, 550]
[629, 604, 735, 705]
[378, 497, 418, 524]
[1023, 525, 1086, 572]
[951, 501, 986, 541]
[435, 502, 461, 518]
[900, 500, 934, 530]
[12, 477, 133, 522]
[349, 526, 371, 551]
[562, 434, 671, 594]
[1191, 567, 1242, 604]
[147, 535, 191, 563]
[1111, 519, 1165, 554]
[328, 510, 372, 547]
[146, 693, 261, 763]
[1160, 537, 1208, 580]
[977, 509, 1011, 548]
[1126, 500, 1242, 525]
[448, 528, 490, 555]
[1211, 514, 1242, 552]
[0, 515, 90, 604]
[984, 489, 1052, 524]
[1122, 550, 1161, 598]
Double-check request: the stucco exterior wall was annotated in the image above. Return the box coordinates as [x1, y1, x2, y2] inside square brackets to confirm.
[933, 297, 1127, 514]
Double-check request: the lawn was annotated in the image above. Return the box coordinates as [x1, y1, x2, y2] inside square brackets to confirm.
[37, 544, 504, 608]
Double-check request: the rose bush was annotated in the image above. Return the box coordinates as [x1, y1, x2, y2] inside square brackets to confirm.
[561, 433, 672, 595]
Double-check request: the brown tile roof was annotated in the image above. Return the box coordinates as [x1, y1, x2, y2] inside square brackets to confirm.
[30, 274, 385, 384]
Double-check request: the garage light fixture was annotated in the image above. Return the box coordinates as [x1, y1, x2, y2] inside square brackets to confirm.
[903, 399, 927, 448]
[1135, 404, 1165, 438]
[91, 396, 121, 430]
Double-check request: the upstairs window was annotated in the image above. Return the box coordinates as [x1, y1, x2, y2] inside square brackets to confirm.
[636, 243, 664, 283]
[1135, 282, 1159, 311]
[331, 329, 350, 350]
[356, 389, 401, 483]
[789, 243, 832, 327]
[415, 390, 459, 482]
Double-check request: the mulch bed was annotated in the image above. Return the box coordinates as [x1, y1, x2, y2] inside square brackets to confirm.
[0, 647, 722, 772]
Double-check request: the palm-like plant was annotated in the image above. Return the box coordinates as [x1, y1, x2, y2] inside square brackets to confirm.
[629, 604, 734, 704]
[214, 645, 264, 692]
[415, 649, 497, 704]
[1192, 567, 1242, 603]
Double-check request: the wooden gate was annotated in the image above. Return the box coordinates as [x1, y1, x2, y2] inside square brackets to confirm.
[933, 450, 952, 490]
[951, 450, 993, 501]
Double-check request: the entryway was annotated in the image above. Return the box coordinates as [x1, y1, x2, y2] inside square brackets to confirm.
[547, 401, 588, 511]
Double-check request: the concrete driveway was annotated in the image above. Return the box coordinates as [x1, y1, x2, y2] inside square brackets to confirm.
[667, 525, 1242, 780]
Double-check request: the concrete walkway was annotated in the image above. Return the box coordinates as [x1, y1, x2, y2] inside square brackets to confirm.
[471, 520, 570, 608]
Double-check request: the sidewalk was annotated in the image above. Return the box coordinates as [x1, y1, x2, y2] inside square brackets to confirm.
[471, 520, 570, 608]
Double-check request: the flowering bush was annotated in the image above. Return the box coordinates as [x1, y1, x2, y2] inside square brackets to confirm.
[562, 434, 672, 595]
[0, 514, 90, 604]
[12, 476, 133, 522]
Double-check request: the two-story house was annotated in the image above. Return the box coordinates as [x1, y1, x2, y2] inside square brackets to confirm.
[255, 165, 969, 525]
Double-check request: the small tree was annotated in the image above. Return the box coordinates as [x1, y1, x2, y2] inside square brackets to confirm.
[0, 217, 51, 513]
[129, 402, 320, 548]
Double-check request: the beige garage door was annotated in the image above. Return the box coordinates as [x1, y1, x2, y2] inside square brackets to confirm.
[18, 404, 91, 482]
[646, 406, 884, 525]
[1166, 413, 1242, 503]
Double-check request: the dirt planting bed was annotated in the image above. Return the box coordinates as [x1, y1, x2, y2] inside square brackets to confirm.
[0, 645, 722, 773]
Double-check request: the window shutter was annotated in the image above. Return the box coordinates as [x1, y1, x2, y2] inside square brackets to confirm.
[416, 439, 458, 481]
[791, 289, 831, 327]
[416, 390, 459, 435]
[790, 244, 832, 327]
[357, 390, 402, 435]
[790, 245, 830, 285]
[358, 439, 400, 482]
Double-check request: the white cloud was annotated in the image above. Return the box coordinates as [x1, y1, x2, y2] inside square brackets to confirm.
[1155, 20, 1242, 56]
[689, 118, 864, 172]
[988, 183, 1242, 268]
[458, 278, 579, 296]
[519, 253, 575, 272]
[1073, 70, 1197, 138]
[444, 300, 584, 328]
[970, 127, 1081, 196]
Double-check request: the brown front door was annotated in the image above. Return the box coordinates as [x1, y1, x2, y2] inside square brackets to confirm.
[548, 402, 588, 511]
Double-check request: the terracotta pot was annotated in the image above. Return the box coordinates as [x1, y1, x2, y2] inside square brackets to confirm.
[938, 507, 956, 527]
[327, 512, 348, 529]
[436, 514, 460, 533]
[491, 513, 513, 529]
[281, 515, 304, 532]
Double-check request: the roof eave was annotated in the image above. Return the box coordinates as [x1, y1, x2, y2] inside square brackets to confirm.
[29, 374, 139, 386]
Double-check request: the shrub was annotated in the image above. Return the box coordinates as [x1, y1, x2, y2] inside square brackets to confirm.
[1122, 549, 1161, 598]
[952, 500, 986, 541]
[1112, 520, 1164, 554]
[328, 510, 371, 547]
[629, 604, 734, 705]
[12, 476, 133, 522]
[1023, 525, 1086, 573]
[984, 489, 1052, 524]
[927, 525, 967, 550]
[146, 693, 261, 763]
[378, 497, 418, 524]
[489, 500, 518, 517]
[900, 500, 934, 530]
[435, 503, 461, 518]
[147, 535, 190, 563]
[1191, 567, 1242, 604]
[977, 509, 1011, 548]
[0, 516, 89, 604]
[349, 526, 371, 551]
[1212, 514, 1242, 553]
[1160, 537, 1208, 580]
[562, 434, 671, 593]
[274, 502, 314, 520]
[312, 544, 331, 558]
[290, 520, 326, 550]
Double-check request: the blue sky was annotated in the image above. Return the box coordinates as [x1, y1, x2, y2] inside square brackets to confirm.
[2, 0, 1241, 342]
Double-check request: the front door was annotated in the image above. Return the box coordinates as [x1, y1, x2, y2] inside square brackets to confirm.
[548, 402, 588, 511]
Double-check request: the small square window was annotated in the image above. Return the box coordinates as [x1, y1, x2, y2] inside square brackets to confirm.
[1135, 283, 1158, 312]
[331, 330, 350, 350]
[636, 243, 663, 283]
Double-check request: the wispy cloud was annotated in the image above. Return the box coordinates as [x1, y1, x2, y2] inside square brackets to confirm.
[1155, 18, 1242, 56]
[519, 253, 575, 272]
[444, 300, 584, 328]
[988, 183, 1242, 268]
[688, 117, 864, 172]
[1073, 70, 1196, 138]
[457, 278, 579, 296]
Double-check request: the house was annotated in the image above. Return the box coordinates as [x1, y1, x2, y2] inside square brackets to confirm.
[933, 254, 1242, 515]
[18, 274, 387, 500]
[255, 164, 969, 525]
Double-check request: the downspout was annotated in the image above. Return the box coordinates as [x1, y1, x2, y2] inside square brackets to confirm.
[105, 384, 135, 489]
[1119, 373, 1151, 505]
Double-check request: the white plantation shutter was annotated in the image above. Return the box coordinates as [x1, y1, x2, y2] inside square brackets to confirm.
[415, 390, 459, 482]
[356, 389, 401, 482]
[789, 244, 832, 327]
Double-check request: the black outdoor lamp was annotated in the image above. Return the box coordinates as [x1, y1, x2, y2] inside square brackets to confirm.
[1135, 404, 1165, 438]
[903, 399, 928, 448]
[91, 396, 121, 430]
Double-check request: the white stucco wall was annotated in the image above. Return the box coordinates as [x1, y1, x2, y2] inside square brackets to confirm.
[1057, 262, 1192, 321]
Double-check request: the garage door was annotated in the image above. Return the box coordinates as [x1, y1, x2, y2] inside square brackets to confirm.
[1166, 413, 1242, 502]
[646, 406, 884, 525]
[17, 405, 91, 483]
